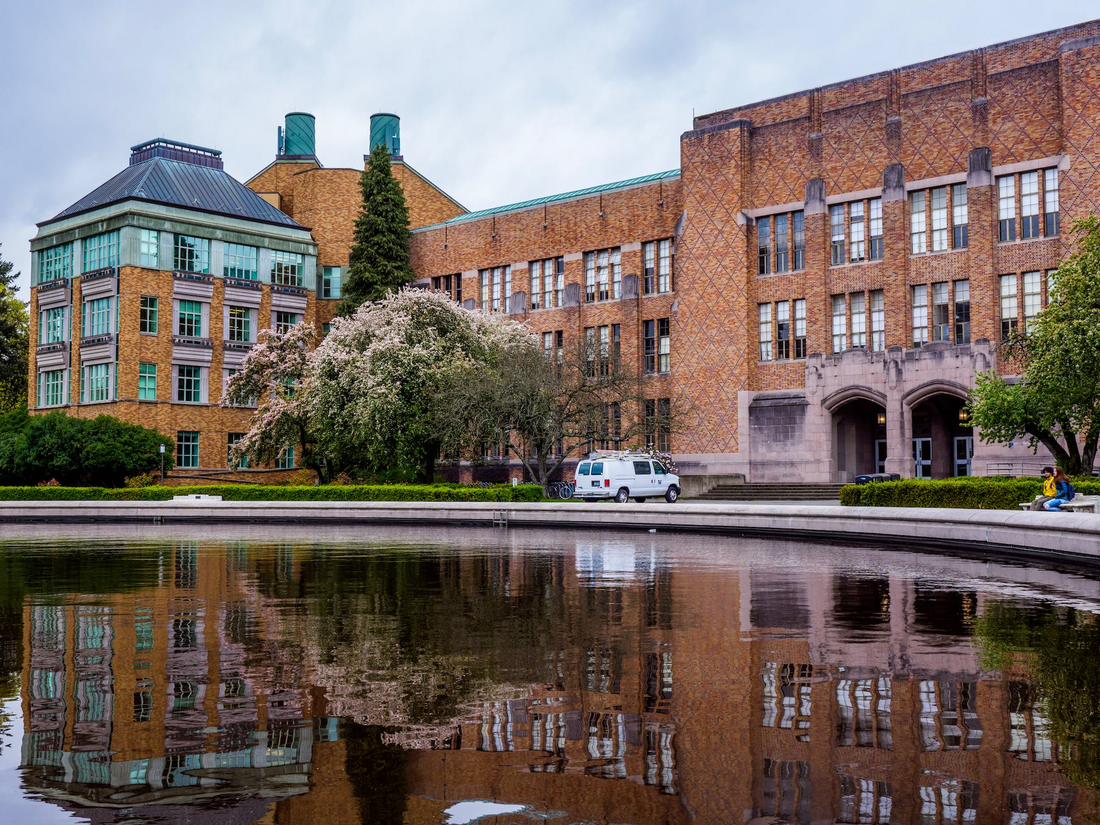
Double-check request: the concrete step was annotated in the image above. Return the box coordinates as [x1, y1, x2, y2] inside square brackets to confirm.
[695, 483, 845, 501]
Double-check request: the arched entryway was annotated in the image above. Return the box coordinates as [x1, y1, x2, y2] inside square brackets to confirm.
[826, 389, 888, 483]
[905, 384, 974, 478]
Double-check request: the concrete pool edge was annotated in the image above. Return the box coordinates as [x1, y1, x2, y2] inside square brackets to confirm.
[0, 501, 1096, 561]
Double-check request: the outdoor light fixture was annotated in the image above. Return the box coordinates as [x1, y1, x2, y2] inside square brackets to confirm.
[959, 409, 971, 425]
[877, 412, 886, 425]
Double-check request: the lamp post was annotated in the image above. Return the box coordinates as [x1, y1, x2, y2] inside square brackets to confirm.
[160, 443, 166, 484]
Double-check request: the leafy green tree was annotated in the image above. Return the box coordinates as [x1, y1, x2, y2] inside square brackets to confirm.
[0, 244, 29, 412]
[338, 143, 413, 315]
[969, 216, 1100, 474]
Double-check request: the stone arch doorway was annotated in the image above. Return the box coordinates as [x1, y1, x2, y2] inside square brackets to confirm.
[906, 388, 974, 479]
[830, 396, 888, 483]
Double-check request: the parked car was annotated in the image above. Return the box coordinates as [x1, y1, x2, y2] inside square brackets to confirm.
[573, 453, 681, 503]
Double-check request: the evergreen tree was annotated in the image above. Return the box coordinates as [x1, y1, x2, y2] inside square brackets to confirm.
[339, 143, 413, 315]
[0, 244, 28, 412]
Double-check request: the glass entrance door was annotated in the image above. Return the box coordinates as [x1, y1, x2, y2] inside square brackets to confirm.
[954, 436, 973, 477]
[875, 440, 887, 474]
[913, 438, 932, 479]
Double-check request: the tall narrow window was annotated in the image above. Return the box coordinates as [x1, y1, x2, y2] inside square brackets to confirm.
[541, 260, 554, 308]
[794, 299, 807, 359]
[177, 431, 199, 468]
[227, 307, 251, 342]
[657, 318, 670, 373]
[643, 242, 656, 294]
[657, 239, 671, 292]
[792, 211, 805, 271]
[850, 202, 865, 262]
[1023, 271, 1041, 333]
[138, 363, 157, 401]
[931, 187, 948, 251]
[952, 184, 968, 249]
[954, 280, 970, 344]
[584, 252, 596, 303]
[177, 300, 202, 338]
[611, 323, 621, 365]
[83, 363, 110, 403]
[39, 307, 66, 345]
[554, 257, 564, 306]
[38, 370, 66, 407]
[869, 198, 883, 260]
[870, 290, 885, 352]
[998, 176, 1016, 242]
[775, 215, 789, 273]
[140, 297, 158, 334]
[830, 205, 845, 265]
[850, 292, 866, 349]
[910, 191, 927, 254]
[480, 270, 490, 309]
[1044, 169, 1059, 236]
[932, 282, 950, 341]
[1020, 171, 1040, 239]
[643, 320, 656, 374]
[912, 285, 928, 348]
[776, 300, 790, 360]
[528, 261, 541, 310]
[224, 244, 258, 279]
[831, 294, 847, 353]
[609, 248, 621, 299]
[758, 303, 773, 361]
[139, 229, 159, 268]
[1000, 274, 1018, 340]
[758, 216, 771, 275]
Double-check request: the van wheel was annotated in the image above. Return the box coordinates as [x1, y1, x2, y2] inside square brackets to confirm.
[634, 497, 647, 503]
[665, 486, 679, 503]
[615, 488, 630, 504]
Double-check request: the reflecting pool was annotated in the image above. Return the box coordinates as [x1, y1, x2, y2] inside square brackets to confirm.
[1, 523, 1099, 824]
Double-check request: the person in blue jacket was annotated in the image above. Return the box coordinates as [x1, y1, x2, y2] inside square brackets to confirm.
[1043, 467, 1074, 511]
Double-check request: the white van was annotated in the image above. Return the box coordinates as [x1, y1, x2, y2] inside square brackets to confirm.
[572, 453, 681, 503]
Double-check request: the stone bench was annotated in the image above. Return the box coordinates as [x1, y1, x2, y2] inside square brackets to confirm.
[1020, 495, 1100, 513]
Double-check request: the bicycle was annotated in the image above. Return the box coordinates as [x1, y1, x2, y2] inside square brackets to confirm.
[548, 480, 575, 500]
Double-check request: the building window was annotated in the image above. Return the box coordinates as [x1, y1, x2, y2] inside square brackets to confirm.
[776, 300, 790, 360]
[645, 398, 671, 453]
[1020, 171, 1040, 239]
[794, 299, 807, 358]
[224, 243, 259, 279]
[932, 282, 950, 341]
[954, 280, 970, 344]
[138, 363, 157, 401]
[1000, 274, 1018, 340]
[952, 184, 968, 249]
[38, 307, 66, 345]
[139, 296, 158, 334]
[276, 445, 295, 470]
[175, 365, 203, 403]
[227, 307, 251, 342]
[321, 266, 342, 298]
[479, 265, 510, 312]
[38, 370, 66, 407]
[869, 198, 883, 260]
[269, 250, 302, 286]
[831, 294, 847, 353]
[830, 205, 845, 265]
[584, 248, 620, 302]
[83, 363, 110, 403]
[758, 215, 771, 275]
[38, 243, 73, 284]
[1023, 271, 1041, 334]
[227, 433, 247, 468]
[998, 176, 1016, 242]
[931, 188, 948, 252]
[912, 285, 928, 348]
[657, 318, 670, 373]
[870, 290, 885, 352]
[530, 258, 563, 308]
[792, 211, 805, 270]
[643, 240, 672, 293]
[773, 214, 789, 273]
[83, 297, 111, 337]
[274, 311, 298, 333]
[643, 320, 656, 374]
[140, 229, 159, 268]
[1044, 168, 1059, 236]
[177, 431, 199, 468]
[910, 191, 927, 253]
[174, 235, 210, 273]
[849, 201, 865, 263]
[850, 292, 866, 349]
[177, 300, 203, 338]
[759, 303, 772, 361]
[82, 230, 119, 272]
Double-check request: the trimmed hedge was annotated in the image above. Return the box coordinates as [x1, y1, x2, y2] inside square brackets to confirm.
[840, 478, 1100, 510]
[0, 483, 545, 503]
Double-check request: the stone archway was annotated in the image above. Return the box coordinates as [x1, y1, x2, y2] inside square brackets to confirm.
[903, 382, 973, 479]
[825, 388, 888, 483]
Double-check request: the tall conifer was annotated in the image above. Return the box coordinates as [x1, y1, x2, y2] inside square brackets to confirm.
[339, 143, 413, 315]
[0, 244, 28, 411]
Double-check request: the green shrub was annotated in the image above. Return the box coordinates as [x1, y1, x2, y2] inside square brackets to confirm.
[0, 483, 545, 503]
[840, 478, 1100, 510]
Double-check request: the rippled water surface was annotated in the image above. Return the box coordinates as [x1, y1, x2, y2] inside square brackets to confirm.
[0, 523, 1099, 824]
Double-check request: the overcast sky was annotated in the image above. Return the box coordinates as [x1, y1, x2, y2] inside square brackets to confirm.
[0, 1, 1093, 298]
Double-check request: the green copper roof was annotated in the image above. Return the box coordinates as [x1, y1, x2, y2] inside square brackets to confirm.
[416, 168, 680, 231]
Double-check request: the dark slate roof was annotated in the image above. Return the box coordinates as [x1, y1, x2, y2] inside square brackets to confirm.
[41, 156, 304, 229]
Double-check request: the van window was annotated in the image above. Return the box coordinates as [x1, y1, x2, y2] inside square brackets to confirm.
[591, 462, 604, 475]
[577, 462, 590, 475]
[633, 460, 652, 475]
[653, 463, 667, 475]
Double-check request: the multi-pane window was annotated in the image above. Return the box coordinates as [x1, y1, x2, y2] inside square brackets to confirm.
[174, 235, 210, 273]
[849, 201, 865, 262]
[912, 285, 928, 348]
[831, 294, 847, 353]
[271, 251, 303, 286]
[1044, 168, 1059, 236]
[776, 300, 790, 359]
[952, 184, 968, 249]
[276, 445, 295, 469]
[227, 433, 246, 468]
[657, 318, 670, 373]
[758, 303, 773, 361]
[643, 320, 656, 374]
[774, 214, 789, 273]
[850, 292, 866, 349]
[794, 299, 807, 358]
[643, 240, 672, 293]
[82, 230, 119, 272]
[177, 431, 199, 468]
[140, 229, 159, 268]
[931, 188, 948, 251]
[38, 307, 66, 345]
[38, 243, 73, 283]
[177, 300, 203, 338]
[83, 363, 110, 402]
[430, 273, 460, 303]
[644, 398, 671, 453]
[870, 290, 885, 352]
[176, 365, 202, 403]
[1021, 171, 1040, 239]
[224, 243, 258, 279]
[954, 280, 970, 344]
[758, 216, 771, 275]
[83, 297, 111, 337]
[140, 296, 158, 334]
[530, 258, 564, 308]
[479, 265, 511, 312]
[1023, 271, 1041, 333]
[227, 307, 251, 342]
[831, 205, 845, 265]
[998, 175, 1016, 242]
[869, 198, 883, 260]
[274, 311, 298, 333]
[321, 266, 342, 298]
[793, 211, 805, 270]
[910, 191, 927, 253]
[584, 248, 620, 302]
[138, 363, 157, 400]
[932, 282, 950, 341]
[1000, 274, 1018, 340]
[38, 370, 65, 407]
